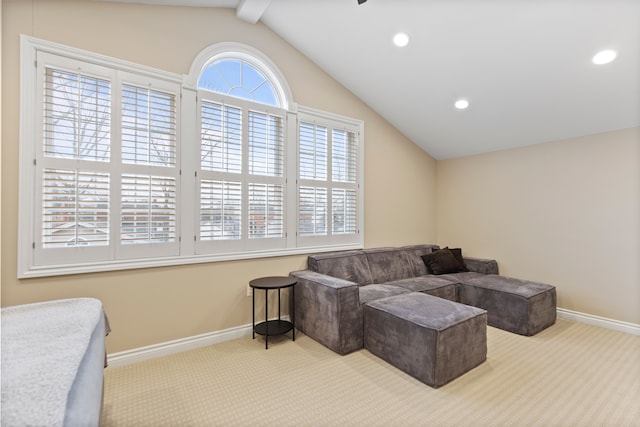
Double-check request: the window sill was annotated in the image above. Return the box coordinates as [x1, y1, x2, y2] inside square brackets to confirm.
[19, 244, 363, 279]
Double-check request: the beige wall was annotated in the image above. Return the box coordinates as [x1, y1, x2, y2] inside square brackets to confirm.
[0, 1, 437, 352]
[3, 1, 635, 357]
[438, 127, 640, 324]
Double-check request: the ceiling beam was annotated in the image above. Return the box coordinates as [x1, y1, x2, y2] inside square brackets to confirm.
[236, 0, 272, 24]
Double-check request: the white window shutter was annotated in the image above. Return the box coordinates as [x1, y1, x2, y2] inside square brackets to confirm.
[122, 84, 177, 167]
[120, 174, 177, 244]
[42, 169, 110, 247]
[199, 179, 242, 241]
[201, 101, 242, 174]
[297, 112, 362, 246]
[43, 68, 111, 161]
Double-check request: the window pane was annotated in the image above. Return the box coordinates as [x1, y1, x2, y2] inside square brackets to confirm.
[122, 85, 177, 167]
[299, 122, 327, 180]
[298, 186, 327, 236]
[42, 169, 110, 247]
[332, 129, 357, 183]
[200, 180, 242, 240]
[332, 188, 357, 235]
[201, 101, 242, 173]
[198, 59, 278, 107]
[121, 175, 176, 244]
[44, 68, 111, 161]
[249, 111, 284, 177]
[249, 183, 284, 239]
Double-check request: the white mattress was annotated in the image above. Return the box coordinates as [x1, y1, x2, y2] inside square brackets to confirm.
[1, 298, 108, 427]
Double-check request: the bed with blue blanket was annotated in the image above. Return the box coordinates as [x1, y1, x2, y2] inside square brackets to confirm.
[1, 298, 110, 427]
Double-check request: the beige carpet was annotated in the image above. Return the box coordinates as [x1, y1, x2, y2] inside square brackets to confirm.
[102, 319, 640, 427]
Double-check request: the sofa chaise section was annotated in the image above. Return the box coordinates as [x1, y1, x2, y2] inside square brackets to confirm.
[446, 274, 557, 336]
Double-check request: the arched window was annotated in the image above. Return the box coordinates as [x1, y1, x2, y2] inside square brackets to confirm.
[198, 59, 278, 107]
[192, 45, 291, 254]
[19, 37, 362, 277]
[188, 42, 291, 110]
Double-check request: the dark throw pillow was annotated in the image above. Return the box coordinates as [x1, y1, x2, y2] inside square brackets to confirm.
[421, 247, 467, 275]
[448, 247, 469, 272]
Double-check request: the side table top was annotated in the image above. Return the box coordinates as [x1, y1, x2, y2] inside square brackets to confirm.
[249, 276, 297, 290]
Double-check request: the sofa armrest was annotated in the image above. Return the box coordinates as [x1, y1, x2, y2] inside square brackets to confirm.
[464, 257, 499, 275]
[290, 270, 362, 354]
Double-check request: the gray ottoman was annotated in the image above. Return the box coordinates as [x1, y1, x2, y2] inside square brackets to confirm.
[364, 292, 487, 388]
[457, 274, 556, 336]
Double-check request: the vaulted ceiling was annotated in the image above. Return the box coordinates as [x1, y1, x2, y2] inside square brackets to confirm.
[104, 0, 640, 159]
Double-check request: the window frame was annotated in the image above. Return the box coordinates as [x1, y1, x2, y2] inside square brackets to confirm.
[18, 36, 364, 278]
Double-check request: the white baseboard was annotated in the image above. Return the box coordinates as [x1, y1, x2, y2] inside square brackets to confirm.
[557, 308, 640, 336]
[106, 323, 253, 368]
[106, 310, 639, 368]
[107, 315, 292, 368]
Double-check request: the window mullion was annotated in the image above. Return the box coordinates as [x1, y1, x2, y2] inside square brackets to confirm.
[180, 88, 198, 255]
[111, 71, 122, 261]
[242, 107, 249, 245]
[285, 112, 297, 248]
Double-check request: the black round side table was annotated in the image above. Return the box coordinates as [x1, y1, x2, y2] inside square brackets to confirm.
[249, 276, 296, 349]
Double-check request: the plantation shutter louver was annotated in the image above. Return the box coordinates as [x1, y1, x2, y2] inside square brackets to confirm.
[118, 81, 180, 253]
[331, 129, 358, 235]
[38, 62, 113, 262]
[298, 186, 327, 236]
[43, 68, 111, 161]
[121, 175, 177, 244]
[121, 85, 177, 167]
[201, 101, 242, 174]
[200, 180, 242, 240]
[199, 100, 243, 244]
[42, 169, 110, 247]
[248, 111, 285, 240]
[297, 114, 360, 245]
[196, 92, 287, 252]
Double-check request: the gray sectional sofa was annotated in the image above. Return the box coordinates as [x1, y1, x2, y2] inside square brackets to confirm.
[290, 244, 557, 358]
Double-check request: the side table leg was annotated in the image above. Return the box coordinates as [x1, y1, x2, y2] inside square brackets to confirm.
[252, 286, 255, 340]
[265, 289, 269, 349]
[292, 286, 295, 342]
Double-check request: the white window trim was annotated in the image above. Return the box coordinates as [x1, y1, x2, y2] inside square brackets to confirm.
[18, 36, 364, 278]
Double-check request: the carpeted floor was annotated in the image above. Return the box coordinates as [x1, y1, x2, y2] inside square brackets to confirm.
[101, 319, 640, 426]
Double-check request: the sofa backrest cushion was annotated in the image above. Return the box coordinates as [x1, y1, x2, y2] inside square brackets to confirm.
[308, 250, 373, 285]
[401, 244, 440, 276]
[363, 248, 416, 283]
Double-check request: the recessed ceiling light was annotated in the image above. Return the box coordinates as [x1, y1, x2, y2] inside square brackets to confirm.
[592, 49, 618, 65]
[455, 99, 469, 110]
[393, 32, 410, 47]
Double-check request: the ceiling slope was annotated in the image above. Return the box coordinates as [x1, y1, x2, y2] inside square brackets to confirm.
[102, 0, 640, 159]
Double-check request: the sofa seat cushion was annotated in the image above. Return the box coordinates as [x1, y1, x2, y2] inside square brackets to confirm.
[457, 274, 557, 336]
[359, 284, 411, 305]
[382, 276, 458, 301]
[437, 271, 488, 283]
